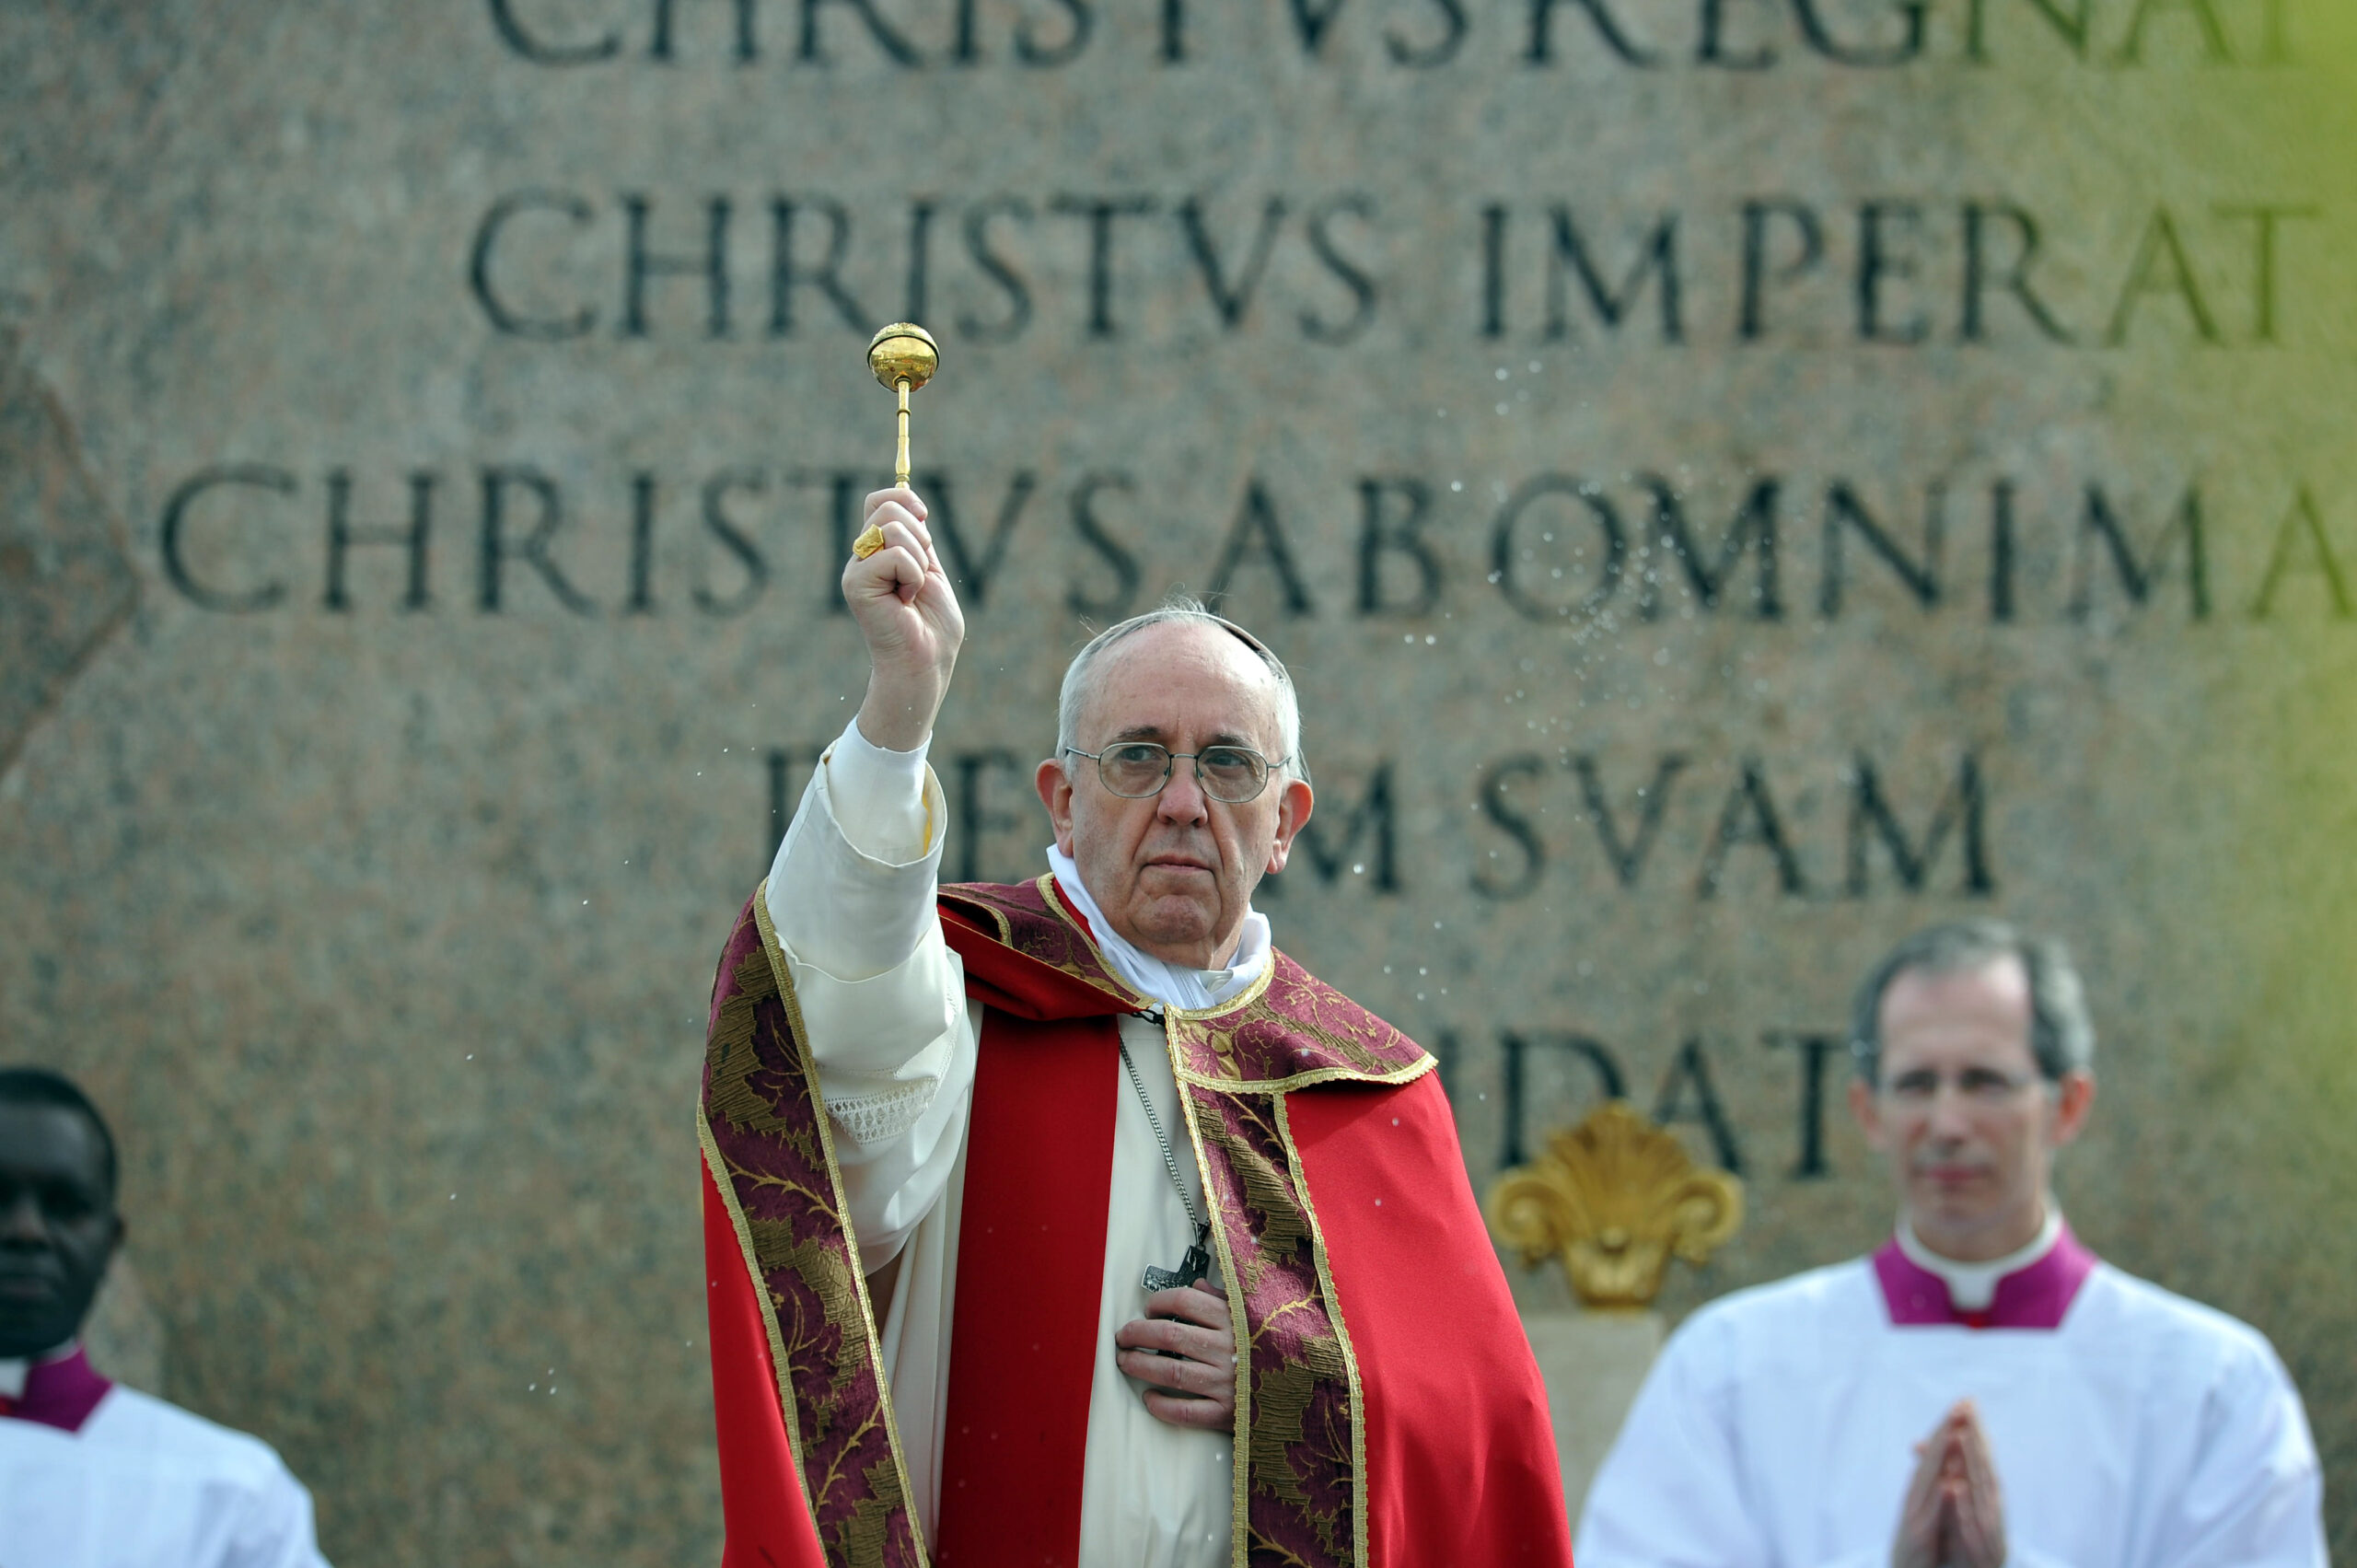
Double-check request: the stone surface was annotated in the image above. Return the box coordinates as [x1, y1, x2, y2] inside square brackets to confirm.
[1524, 1309, 1665, 1529]
[0, 328, 138, 774]
[83, 1252, 168, 1400]
[0, 5, 2352, 1562]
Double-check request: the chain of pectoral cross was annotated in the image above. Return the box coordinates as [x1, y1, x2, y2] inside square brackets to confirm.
[1119, 1023, 1213, 1295]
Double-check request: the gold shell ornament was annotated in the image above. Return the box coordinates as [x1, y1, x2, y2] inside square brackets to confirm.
[1486, 1101, 1744, 1311]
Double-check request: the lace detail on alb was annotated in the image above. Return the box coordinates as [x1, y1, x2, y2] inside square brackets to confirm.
[828, 1079, 941, 1145]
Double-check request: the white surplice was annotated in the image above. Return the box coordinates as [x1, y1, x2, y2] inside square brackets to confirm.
[0, 1386, 329, 1568]
[762, 721, 1253, 1568]
[1574, 1257, 2326, 1568]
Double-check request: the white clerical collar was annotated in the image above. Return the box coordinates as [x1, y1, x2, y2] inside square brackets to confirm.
[0, 1339, 77, 1400]
[1898, 1208, 2063, 1311]
[1044, 843, 1271, 1014]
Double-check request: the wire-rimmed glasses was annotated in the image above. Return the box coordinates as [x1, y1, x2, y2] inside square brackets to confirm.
[1064, 741, 1285, 804]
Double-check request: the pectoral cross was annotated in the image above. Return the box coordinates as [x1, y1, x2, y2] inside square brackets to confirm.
[1142, 1223, 1213, 1295]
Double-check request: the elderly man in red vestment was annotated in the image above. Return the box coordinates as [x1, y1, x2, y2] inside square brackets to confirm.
[698, 486, 1573, 1568]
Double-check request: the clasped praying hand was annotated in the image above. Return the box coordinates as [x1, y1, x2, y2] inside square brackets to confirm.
[1893, 1400, 2007, 1568]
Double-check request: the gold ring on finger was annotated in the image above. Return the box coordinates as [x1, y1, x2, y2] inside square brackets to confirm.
[853, 523, 888, 560]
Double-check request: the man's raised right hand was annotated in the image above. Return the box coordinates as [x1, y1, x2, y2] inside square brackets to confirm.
[844, 486, 964, 753]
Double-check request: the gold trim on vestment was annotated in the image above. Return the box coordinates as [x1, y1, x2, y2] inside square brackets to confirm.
[1030, 873, 1155, 1009]
[1175, 1052, 1438, 1097]
[1274, 1090, 1371, 1568]
[749, 879, 931, 1565]
[943, 888, 1014, 947]
[1160, 1015, 1257, 1568]
[1158, 955, 1277, 1023]
[698, 1105, 808, 1483]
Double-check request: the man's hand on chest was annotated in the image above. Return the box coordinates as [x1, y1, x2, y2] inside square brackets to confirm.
[1114, 1281, 1237, 1432]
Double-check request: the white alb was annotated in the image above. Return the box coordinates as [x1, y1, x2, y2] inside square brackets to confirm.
[0, 1383, 330, 1568]
[1575, 1256, 2326, 1568]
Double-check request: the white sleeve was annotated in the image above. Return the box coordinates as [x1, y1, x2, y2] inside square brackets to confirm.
[761, 719, 979, 1274]
[767, 718, 941, 980]
[220, 1459, 331, 1568]
[1574, 1315, 1782, 1568]
[2146, 1336, 2328, 1568]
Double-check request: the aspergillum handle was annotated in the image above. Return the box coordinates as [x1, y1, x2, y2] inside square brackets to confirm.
[894, 378, 912, 489]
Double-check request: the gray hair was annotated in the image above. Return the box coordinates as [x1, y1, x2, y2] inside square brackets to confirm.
[1054, 595, 1308, 786]
[1849, 920, 2096, 1086]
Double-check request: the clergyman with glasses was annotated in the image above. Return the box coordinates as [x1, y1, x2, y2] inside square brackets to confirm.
[1577, 920, 2326, 1568]
[693, 486, 1573, 1568]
